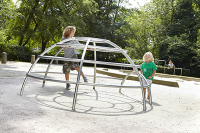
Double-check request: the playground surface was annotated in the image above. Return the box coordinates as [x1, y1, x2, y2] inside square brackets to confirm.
[0, 61, 200, 133]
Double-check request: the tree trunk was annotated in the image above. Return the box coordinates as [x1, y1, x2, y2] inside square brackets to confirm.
[22, 23, 38, 46]
[41, 41, 47, 53]
[41, 35, 49, 53]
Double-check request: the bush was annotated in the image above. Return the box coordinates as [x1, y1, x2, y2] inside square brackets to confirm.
[0, 44, 34, 62]
[190, 67, 200, 78]
[159, 34, 196, 69]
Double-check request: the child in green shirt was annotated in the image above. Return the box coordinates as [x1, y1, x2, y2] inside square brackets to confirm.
[140, 52, 157, 100]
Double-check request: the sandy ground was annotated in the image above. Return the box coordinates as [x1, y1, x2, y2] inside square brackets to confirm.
[0, 61, 200, 133]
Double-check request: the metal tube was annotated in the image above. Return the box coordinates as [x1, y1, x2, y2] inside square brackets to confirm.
[51, 45, 123, 53]
[142, 85, 146, 111]
[38, 55, 141, 68]
[38, 55, 82, 62]
[93, 42, 96, 90]
[148, 86, 152, 105]
[20, 77, 29, 95]
[42, 47, 64, 87]
[20, 57, 40, 95]
[164, 60, 166, 74]
[72, 38, 91, 110]
[26, 73, 150, 88]
[174, 67, 175, 75]
[20, 44, 57, 95]
[119, 72, 134, 93]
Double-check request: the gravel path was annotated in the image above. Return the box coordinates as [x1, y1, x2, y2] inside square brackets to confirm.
[0, 61, 200, 133]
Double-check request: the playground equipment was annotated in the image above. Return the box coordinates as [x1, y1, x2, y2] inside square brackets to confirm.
[20, 37, 152, 111]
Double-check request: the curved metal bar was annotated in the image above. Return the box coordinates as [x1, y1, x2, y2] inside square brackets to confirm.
[29, 71, 124, 80]
[75, 37, 107, 43]
[38, 56, 82, 62]
[39, 55, 141, 68]
[56, 37, 77, 45]
[26, 73, 150, 88]
[57, 44, 123, 53]
[148, 86, 152, 105]
[139, 73, 148, 111]
[42, 47, 64, 87]
[119, 71, 134, 93]
[20, 44, 57, 95]
[93, 42, 96, 90]
[72, 38, 91, 110]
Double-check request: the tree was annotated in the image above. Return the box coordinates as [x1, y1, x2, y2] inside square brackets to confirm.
[8, 0, 97, 52]
[83, 0, 131, 62]
[167, 0, 198, 43]
[124, 5, 154, 59]
[0, 0, 16, 43]
[159, 34, 196, 68]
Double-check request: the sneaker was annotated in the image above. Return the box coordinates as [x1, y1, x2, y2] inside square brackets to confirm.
[66, 83, 71, 90]
[83, 76, 88, 82]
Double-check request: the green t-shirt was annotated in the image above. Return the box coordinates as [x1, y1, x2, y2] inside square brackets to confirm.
[140, 61, 157, 80]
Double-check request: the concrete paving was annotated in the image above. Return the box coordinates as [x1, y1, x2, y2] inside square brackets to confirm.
[0, 61, 200, 133]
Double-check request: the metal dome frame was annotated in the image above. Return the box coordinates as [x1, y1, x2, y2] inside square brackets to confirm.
[20, 37, 152, 111]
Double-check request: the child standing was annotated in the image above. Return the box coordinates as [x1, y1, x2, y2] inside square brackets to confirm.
[140, 52, 157, 100]
[61, 26, 89, 89]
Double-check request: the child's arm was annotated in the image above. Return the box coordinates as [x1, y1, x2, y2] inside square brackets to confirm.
[59, 47, 68, 50]
[140, 69, 143, 74]
[148, 70, 156, 79]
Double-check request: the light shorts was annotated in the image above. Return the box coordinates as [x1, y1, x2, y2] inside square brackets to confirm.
[142, 79, 152, 88]
[62, 54, 79, 74]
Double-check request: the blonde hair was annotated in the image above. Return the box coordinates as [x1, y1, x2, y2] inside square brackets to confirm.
[63, 26, 76, 38]
[143, 52, 154, 62]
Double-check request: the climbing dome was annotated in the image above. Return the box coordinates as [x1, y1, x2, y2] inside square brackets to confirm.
[20, 37, 152, 111]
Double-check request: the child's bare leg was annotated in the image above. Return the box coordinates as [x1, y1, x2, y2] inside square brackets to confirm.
[75, 67, 84, 77]
[143, 88, 147, 99]
[65, 73, 69, 81]
[147, 88, 150, 100]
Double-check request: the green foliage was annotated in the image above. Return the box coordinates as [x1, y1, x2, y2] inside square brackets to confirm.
[0, 31, 6, 43]
[167, 0, 198, 43]
[8, 0, 98, 52]
[0, 0, 16, 43]
[133, 60, 143, 65]
[82, 0, 132, 62]
[0, 44, 33, 61]
[159, 34, 196, 68]
[125, 1, 167, 59]
[83, 0, 130, 46]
